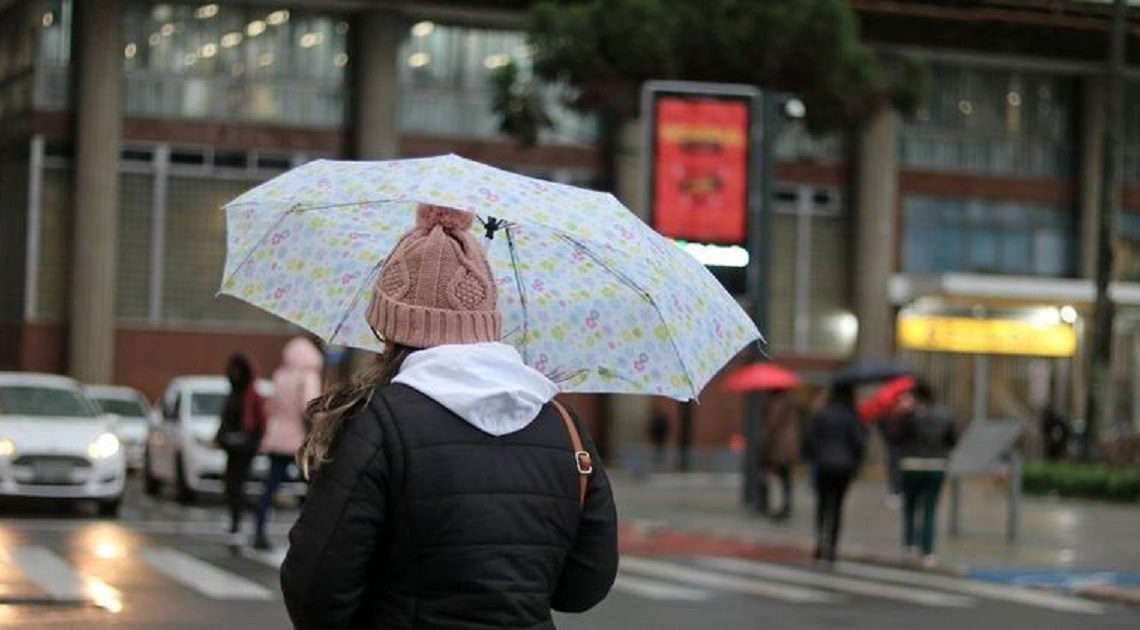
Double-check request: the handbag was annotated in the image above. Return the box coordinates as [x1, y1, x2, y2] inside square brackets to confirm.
[551, 400, 592, 507]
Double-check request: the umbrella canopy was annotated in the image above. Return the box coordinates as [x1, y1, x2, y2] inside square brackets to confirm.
[832, 359, 915, 386]
[722, 363, 801, 392]
[858, 375, 917, 422]
[218, 154, 762, 401]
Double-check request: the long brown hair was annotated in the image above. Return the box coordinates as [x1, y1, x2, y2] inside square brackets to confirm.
[299, 343, 413, 478]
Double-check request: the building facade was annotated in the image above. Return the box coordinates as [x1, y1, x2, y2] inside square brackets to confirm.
[2, 0, 1140, 458]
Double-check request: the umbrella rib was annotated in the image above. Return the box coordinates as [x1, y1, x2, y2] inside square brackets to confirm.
[554, 233, 700, 400]
[505, 225, 530, 363]
[329, 259, 384, 346]
[217, 205, 296, 296]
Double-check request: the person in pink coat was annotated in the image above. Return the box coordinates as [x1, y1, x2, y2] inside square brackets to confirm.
[253, 336, 323, 550]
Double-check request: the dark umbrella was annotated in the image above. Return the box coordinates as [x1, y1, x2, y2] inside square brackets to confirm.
[832, 359, 915, 386]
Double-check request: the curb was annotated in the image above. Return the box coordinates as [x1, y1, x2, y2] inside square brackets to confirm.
[619, 518, 1140, 609]
[1075, 584, 1140, 608]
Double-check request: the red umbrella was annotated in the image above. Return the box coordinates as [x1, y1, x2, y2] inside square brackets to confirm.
[722, 363, 802, 392]
[858, 375, 917, 423]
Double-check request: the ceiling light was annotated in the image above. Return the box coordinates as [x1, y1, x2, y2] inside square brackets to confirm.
[148, 32, 161, 46]
[194, 3, 219, 19]
[183, 52, 198, 66]
[257, 52, 274, 67]
[336, 22, 349, 35]
[246, 20, 267, 37]
[199, 43, 218, 58]
[124, 43, 137, 59]
[266, 10, 290, 26]
[1007, 91, 1022, 107]
[483, 53, 510, 70]
[160, 23, 175, 37]
[220, 32, 243, 48]
[412, 21, 434, 37]
[299, 32, 323, 48]
[41, 12, 54, 27]
[408, 52, 431, 68]
[334, 53, 348, 67]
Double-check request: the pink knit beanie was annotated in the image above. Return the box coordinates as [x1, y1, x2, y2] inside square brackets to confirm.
[366, 204, 501, 348]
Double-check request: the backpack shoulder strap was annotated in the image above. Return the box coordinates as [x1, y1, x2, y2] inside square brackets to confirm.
[551, 399, 592, 507]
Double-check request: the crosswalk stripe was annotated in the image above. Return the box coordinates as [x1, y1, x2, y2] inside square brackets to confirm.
[139, 548, 273, 600]
[613, 573, 712, 601]
[620, 556, 841, 604]
[242, 548, 287, 570]
[2, 547, 123, 611]
[698, 557, 975, 608]
[833, 562, 1106, 615]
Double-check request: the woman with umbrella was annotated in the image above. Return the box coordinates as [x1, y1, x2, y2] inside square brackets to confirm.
[280, 205, 618, 628]
[724, 363, 802, 520]
[802, 382, 866, 563]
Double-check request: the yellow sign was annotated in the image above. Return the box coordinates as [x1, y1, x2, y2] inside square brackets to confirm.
[897, 315, 1077, 357]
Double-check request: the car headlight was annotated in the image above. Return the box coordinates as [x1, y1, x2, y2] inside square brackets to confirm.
[0, 437, 15, 457]
[88, 433, 120, 459]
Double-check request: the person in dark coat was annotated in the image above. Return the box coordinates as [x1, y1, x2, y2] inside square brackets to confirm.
[802, 383, 865, 562]
[757, 388, 800, 520]
[896, 381, 957, 566]
[1040, 405, 1070, 461]
[215, 353, 266, 541]
[281, 205, 618, 629]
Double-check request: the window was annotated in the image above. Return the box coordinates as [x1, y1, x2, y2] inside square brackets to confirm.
[162, 393, 180, 422]
[398, 21, 595, 145]
[901, 63, 1075, 177]
[119, 3, 346, 125]
[902, 195, 1076, 277]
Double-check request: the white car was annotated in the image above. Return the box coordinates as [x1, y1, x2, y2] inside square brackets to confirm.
[84, 384, 154, 471]
[145, 376, 305, 504]
[0, 372, 126, 516]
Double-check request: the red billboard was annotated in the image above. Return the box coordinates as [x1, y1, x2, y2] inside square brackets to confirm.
[651, 95, 750, 244]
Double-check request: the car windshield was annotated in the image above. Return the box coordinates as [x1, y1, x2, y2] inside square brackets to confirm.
[0, 385, 99, 418]
[191, 392, 226, 418]
[93, 397, 147, 418]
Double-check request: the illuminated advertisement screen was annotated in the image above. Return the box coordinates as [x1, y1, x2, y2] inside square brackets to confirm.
[650, 94, 751, 245]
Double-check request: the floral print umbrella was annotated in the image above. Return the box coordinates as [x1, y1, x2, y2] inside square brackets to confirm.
[219, 154, 761, 401]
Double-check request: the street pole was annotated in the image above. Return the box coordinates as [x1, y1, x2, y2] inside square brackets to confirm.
[742, 92, 775, 506]
[1084, 0, 1126, 461]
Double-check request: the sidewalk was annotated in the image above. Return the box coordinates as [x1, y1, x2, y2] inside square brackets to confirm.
[612, 470, 1140, 606]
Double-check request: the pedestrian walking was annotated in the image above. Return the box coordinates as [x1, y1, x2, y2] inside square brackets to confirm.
[803, 383, 865, 563]
[897, 381, 958, 566]
[757, 388, 800, 520]
[280, 205, 618, 629]
[214, 353, 266, 542]
[1040, 405, 1070, 461]
[252, 336, 323, 551]
[647, 410, 670, 470]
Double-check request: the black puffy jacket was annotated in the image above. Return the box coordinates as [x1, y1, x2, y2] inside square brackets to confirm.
[281, 383, 618, 629]
[803, 398, 866, 475]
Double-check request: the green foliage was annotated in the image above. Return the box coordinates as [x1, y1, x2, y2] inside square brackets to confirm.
[1022, 460, 1140, 503]
[490, 60, 554, 147]
[522, 0, 924, 130]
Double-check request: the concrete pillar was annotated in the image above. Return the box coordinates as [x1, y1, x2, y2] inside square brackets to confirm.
[609, 120, 653, 462]
[853, 107, 900, 359]
[1080, 78, 1105, 279]
[69, 0, 123, 383]
[351, 10, 401, 160]
[343, 10, 401, 380]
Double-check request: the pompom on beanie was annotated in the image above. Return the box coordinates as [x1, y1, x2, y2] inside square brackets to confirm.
[366, 204, 501, 348]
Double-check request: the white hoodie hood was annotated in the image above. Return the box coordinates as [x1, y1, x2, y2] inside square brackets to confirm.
[392, 342, 560, 436]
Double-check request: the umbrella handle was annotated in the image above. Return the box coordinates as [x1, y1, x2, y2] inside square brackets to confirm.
[482, 216, 506, 240]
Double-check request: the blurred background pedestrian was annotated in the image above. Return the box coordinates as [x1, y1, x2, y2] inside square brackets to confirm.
[647, 410, 670, 470]
[803, 383, 865, 563]
[756, 388, 800, 521]
[1040, 405, 1071, 462]
[897, 381, 958, 566]
[214, 354, 266, 543]
[253, 336, 323, 551]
